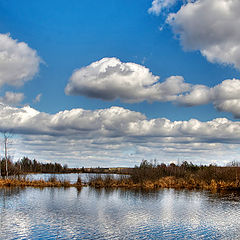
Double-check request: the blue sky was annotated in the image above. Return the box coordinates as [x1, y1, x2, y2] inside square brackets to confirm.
[1, 0, 240, 167]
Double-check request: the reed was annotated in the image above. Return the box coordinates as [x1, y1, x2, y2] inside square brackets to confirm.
[0, 176, 80, 188]
[88, 175, 135, 188]
[87, 174, 240, 190]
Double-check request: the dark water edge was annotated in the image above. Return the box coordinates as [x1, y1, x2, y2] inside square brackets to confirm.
[0, 180, 240, 240]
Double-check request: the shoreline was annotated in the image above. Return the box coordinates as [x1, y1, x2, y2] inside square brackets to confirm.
[0, 177, 84, 188]
[88, 176, 240, 191]
[0, 176, 239, 191]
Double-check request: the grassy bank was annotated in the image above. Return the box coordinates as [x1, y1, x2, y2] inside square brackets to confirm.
[0, 176, 83, 188]
[0, 175, 239, 191]
[88, 175, 240, 190]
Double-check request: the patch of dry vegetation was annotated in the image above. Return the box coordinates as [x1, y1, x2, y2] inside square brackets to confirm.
[88, 175, 135, 188]
[88, 160, 240, 191]
[0, 160, 240, 191]
[0, 175, 84, 188]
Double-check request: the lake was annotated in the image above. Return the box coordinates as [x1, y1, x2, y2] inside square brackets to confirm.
[24, 172, 124, 183]
[0, 174, 240, 239]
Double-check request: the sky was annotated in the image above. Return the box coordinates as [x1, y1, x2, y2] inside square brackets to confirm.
[1, 0, 240, 167]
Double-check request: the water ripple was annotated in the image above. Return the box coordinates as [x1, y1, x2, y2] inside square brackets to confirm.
[0, 182, 240, 239]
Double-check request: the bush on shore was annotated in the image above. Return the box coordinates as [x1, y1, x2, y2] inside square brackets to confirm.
[88, 160, 240, 190]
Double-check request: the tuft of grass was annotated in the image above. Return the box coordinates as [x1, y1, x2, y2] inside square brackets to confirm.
[76, 175, 82, 186]
[88, 174, 135, 188]
[48, 176, 57, 183]
[0, 177, 74, 188]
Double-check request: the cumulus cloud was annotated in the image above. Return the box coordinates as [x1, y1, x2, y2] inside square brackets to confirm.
[177, 85, 211, 106]
[0, 91, 24, 106]
[178, 78, 240, 118]
[0, 33, 41, 87]
[65, 57, 190, 103]
[65, 58, 240, 118]
[2, 104, 240, 166]
[211, 79, 240, 117]
[148, 0, 177, 15]
[215, 100, 240, 118]
[166, 0, 240, 69]
[0, 104, 145, 136]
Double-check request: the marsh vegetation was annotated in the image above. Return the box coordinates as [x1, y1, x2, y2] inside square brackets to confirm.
[88, 160, 240, 190]
[0, 158, 239, 191]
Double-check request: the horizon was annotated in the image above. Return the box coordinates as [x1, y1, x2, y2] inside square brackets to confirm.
[1, 0, 240, 167]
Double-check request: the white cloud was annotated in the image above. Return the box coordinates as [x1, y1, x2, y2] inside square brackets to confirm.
[215, 100, 240, 119]
[2, 104, 240, 166]
[177, 85, 211, 106]
[211, 79, 240, 118]
[212, 79, 240, 101]
[0, 91, 24, 106]
[0, 33, 41, 87]
[166, 0, 240, 69]
[65, 58, 240, 118]
[178, 78, 240, 118]
[65, 57, 190, 103]
[148, 0, 177, 15]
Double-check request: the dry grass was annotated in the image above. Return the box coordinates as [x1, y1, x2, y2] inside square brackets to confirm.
[143, 176, 240, 190]
[88, 174, 240, 191]
[88, 175, 135, 188]
[0, 173, 239, 191]
[0, 176, 82, 188]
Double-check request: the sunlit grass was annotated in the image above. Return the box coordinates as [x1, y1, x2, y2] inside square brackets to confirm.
[0, 175, 83, 188]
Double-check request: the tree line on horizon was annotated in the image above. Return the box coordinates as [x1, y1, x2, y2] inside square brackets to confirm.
[0, 157, 69, 177]
[131, 159, 240, 183]
[1, 155, 240, 183]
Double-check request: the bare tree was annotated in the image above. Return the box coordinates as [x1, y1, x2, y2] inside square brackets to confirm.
[2, 131, 13, 178]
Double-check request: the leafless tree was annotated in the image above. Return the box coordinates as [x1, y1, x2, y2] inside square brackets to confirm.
[2, 131, 13, 178]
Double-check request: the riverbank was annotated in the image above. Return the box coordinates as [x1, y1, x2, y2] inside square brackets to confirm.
[88, 175, 240, 191]
[0, 175, 239, 191]
[0, 176, 84, 188]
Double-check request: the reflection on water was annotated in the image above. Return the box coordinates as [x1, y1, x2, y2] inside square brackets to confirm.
[0, 178, 240, 239]
[25, 173, 124, 184]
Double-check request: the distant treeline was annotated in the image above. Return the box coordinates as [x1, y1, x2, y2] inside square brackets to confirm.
[0, 157, 70, 176]
[131, 160, 240, 184]
[0, 157, 131, 177]
[88, 160, 240, 190]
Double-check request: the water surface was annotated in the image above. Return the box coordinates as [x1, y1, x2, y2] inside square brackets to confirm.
[25, 173, 123, 183]
[0, 175, 240, 239]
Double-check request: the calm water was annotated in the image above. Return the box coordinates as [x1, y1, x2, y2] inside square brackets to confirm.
[24, 173, 125, 183]
[0, 174, 240, 240]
